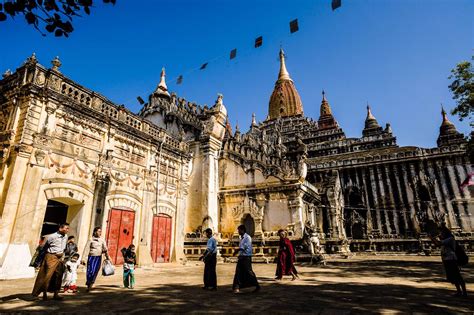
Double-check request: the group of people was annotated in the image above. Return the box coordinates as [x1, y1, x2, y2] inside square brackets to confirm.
[199, 225, 299, 293]
[31, 224, 137, 301]
[31, 222, 468, 300]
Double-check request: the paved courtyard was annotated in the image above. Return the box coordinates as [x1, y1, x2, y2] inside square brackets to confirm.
[0, 256, 473, 314]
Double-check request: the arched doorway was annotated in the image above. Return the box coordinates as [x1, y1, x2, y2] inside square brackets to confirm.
[40, 200, 68, 236]
[151, 214, 172, 263]
[417, 185, 432, 229]
[106, 208, 135, 265]
[242, 214, 255, 237]
[344, 189, 367, 239]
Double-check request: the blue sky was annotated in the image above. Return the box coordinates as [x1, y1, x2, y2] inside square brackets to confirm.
[1, 0, 472, 147]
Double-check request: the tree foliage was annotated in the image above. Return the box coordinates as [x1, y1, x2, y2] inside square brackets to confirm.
[0, 0, 116, 37]
[448, 56, 474, 124]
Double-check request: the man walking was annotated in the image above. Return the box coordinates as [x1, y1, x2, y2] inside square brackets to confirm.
[32, 223, 69, 300]
[232, 225, 260, 294]
[199, 228, 218, 290]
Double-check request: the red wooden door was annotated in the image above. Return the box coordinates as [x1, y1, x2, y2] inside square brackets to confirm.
[151, 214, 172, 263]
[106, 208, 135, 265]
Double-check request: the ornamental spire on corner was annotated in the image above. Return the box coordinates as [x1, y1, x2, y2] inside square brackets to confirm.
[251, 113, 258, 127]
[365, 103, 380, 129]
[441, 105, 454, 127]
[154, 67, 170, 97]
[437, 104, 465, 147]
[362, 103, 384, 137]
[318, 90, 338, 130]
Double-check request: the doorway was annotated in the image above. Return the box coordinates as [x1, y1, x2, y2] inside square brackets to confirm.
[151, 214, 172, 263]
[106, 208, 135, 265]
[243, 214, 255, 237]
[41, 200, 68, 237]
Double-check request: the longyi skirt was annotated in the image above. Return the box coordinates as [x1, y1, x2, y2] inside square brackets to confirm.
[443, 260, 463, 284]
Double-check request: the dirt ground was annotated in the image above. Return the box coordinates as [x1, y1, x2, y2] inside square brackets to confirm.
[0, 255, 473, 314]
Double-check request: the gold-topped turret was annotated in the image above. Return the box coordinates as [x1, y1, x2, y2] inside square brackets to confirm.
[268, 48, 303, 120]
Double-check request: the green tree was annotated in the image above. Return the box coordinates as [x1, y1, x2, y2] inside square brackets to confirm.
[448, 56, 474, 124]
[448, 56, 474, 162]
[0, 0, 116, 37]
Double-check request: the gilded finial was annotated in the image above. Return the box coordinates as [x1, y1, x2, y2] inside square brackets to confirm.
[440, 104, 452, 125]
[278, 48, 291, 81]
[366, 103, 376, 120]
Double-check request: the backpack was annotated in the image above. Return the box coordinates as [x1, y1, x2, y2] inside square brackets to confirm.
[455, 243, 469, 266]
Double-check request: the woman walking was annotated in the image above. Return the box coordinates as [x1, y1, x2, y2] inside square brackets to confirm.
[275, 229, 298, 281]
[431, 224, 467, 297]
[82, 227, 110, 292]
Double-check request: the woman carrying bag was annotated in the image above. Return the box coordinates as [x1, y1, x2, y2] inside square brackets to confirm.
[82, 227, 110, 292]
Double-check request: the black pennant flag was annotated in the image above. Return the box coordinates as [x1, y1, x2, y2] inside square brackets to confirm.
[177, 75, 183, 85]
[200, 63, 208, 70]
[332, 0, 341, 10]
[230, 48, 237, 60]
[255, 36, 263, 48]
[289, 19, 299, 33]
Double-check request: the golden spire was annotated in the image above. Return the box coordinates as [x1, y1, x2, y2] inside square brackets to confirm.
[366, 103, 376, 120]
[268, 48, 303, 120]
[278, 48, 291, 81]
[441, 105, 453, 126]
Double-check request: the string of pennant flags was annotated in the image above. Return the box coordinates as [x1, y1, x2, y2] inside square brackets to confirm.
[159, 0, 342, 89]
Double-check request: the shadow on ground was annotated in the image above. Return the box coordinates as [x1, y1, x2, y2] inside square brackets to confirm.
[1, 260, 473, 314]
[2, 282, 473, 314]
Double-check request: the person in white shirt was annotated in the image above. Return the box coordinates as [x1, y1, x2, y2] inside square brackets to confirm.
[232, 225, 260, 294]
[32, 223, 69, 301]
[199, 228, 218, 290]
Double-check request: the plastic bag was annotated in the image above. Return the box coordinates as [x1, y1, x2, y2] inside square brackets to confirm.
[102, 259, 115, 276]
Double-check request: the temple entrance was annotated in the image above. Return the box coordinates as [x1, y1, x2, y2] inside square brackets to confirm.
[40, 200, 68, 237]
[352, 222, 365, 239]
[106, 208, 135, 265]
[151, 214, 172, 263]
[243, 214, 255, 237]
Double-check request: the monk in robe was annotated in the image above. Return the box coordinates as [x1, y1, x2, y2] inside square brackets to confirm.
[32, 223, 69, 300]
[275, 229, 298, 280]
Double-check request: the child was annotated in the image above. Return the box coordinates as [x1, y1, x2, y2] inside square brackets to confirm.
[121, 244, 137, 289]
[62, 253, 80, 293]
[64, 236, 78, 261]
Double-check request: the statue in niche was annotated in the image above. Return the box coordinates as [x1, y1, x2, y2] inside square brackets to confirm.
[303, 221, 325, 264]
[282, 158, 292, 177]
[297, 154, 308, 181]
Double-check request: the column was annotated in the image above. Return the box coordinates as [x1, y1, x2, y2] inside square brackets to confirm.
[368, 167, 382, 232]
[434, 159, 459, 229]
[400, 163, 419, 234]
[359, 168, 373, 234]
[392, 164, 409, 233]
[383, 165, 399, 234]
